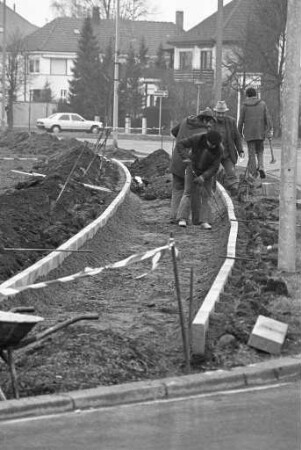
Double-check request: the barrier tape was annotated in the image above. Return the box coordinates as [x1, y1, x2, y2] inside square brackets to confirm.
[0, 239, 177, 299]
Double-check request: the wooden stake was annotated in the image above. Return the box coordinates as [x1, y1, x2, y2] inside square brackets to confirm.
[170, 235, 190, 372]
[188, 267, 194, 356]
[7, 349, 19, 399]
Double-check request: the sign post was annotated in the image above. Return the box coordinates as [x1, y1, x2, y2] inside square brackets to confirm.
[194, 81, 204, 114]
[154, 90, 168, 147]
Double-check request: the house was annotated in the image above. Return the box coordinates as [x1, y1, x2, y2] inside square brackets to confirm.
[0, 2, 37, 44]
[22, 8, 185, 103]
[167, 0, 261, 114]
[168, 0, 251, 81]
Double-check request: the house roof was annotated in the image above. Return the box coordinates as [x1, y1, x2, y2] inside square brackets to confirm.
[24, 17, 184, 57]
[0, 3, 37, 42]
[168, 0, 252, 46]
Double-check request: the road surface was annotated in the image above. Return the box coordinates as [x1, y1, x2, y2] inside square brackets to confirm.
[0, 382, 300, 450]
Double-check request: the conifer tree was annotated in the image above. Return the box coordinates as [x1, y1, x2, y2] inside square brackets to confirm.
[155, 43, 166, 69]
[101, 39, 114, 126]
[119, 45, 143, 122]
[69, 17, 103, 119]
[138, 37, 148, 68]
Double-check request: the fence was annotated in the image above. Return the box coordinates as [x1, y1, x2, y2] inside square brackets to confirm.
[12, 102, 57, 130]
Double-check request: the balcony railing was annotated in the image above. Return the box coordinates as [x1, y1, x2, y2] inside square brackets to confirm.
[174, 69, 214, 85]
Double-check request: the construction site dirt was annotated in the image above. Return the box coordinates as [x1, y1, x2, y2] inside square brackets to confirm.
[0, 131, 300, 400]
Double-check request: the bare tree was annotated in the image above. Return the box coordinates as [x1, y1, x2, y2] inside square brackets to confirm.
[51, 0, 150, 19]
[5, 31, 27, 129]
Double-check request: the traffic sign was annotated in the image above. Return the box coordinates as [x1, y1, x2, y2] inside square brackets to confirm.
[154, 90, 168, 97]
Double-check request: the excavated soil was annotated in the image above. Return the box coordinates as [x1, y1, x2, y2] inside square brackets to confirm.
[0, 131, 300, 400]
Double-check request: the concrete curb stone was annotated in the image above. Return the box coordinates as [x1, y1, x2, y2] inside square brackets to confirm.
[0, 356, 300, 422]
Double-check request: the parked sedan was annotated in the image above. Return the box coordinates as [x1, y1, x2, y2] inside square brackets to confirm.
[36, 113, 103, 134]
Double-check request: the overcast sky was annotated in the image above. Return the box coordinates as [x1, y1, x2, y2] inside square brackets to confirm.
[8, 0, 232, 30]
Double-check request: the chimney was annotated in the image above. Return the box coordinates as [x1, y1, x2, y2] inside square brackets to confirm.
[176, 11, 184, 30]
[92, 6, 100, 23]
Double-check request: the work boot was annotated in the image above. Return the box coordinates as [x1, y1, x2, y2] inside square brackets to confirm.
[199, 222, 212, 230]
[178, 219, 187, 227]
[259, 169, 266, 179]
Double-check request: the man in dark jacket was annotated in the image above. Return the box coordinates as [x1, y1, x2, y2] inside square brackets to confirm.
[176, 130, 223, 229]
[213, 100, 244, 195]
[169, 108, 216, 223]
[238, 87, 273, 179]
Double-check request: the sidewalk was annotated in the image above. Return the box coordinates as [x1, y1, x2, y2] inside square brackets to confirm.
[238, 139, 301, 188]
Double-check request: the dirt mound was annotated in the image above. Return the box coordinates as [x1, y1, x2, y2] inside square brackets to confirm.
[103, 145, 138, 160]
[0, 131, 72, 157]
[0, 143, 120, 282]
[129, 149, 172, 200]
[130, 149, 170, 179]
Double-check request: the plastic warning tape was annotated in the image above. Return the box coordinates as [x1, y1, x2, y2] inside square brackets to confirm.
[0, 240, 177, 299]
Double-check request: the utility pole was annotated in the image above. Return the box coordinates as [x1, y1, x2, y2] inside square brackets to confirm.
[278, 0, 301, 272]
[1, 0, 7, 132]
[214, 0, 223, 104]
[112, 0, 120, 148]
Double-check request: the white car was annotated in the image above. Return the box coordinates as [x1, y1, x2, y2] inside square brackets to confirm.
[36, 113, 103, 134]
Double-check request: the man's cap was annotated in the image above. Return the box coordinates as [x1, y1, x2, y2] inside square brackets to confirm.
[213, 100, 229, 113]
[197, 107, 216, 121]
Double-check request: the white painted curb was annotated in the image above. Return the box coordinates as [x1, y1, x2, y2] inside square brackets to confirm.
[0, 159, 131, 301]
[192, 182, 238, 355]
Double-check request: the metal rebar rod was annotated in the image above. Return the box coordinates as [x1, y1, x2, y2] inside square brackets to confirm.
[2, 248, 92, 253]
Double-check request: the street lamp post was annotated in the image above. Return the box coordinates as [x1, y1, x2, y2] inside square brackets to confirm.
[214, 0, 223, 104]
[112, 0, 120, 148]
[1, 0, 7, 132]
[278, 0, 301, 272]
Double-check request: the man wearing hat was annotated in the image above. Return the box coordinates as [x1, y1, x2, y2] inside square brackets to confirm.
[169, 108, 216, 223]
[213, 100, 244, 195]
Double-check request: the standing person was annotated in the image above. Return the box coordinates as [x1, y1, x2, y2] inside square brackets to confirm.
[169, 108, 216, 223]
[213, 100, 244, 196]
[176, 130, 223, 229]
[238, 87, 273, 179]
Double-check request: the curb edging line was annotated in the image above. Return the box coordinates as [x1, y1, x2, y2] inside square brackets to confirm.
[0, 357, 300, 422]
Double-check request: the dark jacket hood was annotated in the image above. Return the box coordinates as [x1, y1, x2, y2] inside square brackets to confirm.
[243, 97, 262, 107]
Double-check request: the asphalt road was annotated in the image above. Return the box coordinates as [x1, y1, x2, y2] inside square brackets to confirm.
[0, 382, 300, 450]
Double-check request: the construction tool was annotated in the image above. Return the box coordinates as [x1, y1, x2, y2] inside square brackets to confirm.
[268, 138, 276, 164]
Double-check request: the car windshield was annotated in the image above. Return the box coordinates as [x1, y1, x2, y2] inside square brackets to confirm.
[48, 114, 58, 119]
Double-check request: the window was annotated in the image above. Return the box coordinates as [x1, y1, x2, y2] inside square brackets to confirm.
[50, 59, 67, 75]
[200, 51, 212, 70]
[179, 51, 192, 70]
[29, 58, 40, 73]
[59, 114, 70, 121]
[71, 114, 84, 121]
[31, 90, 41, 101]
